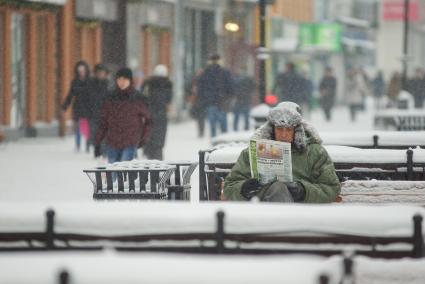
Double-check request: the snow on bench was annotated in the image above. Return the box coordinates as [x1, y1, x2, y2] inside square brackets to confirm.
[0, 252, 342, 284]
[211, 130, 425, 149]
[375, 109, 425, 131]
[0, 202, 423, 257]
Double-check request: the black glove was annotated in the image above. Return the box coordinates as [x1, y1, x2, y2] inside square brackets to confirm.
[241, 179, 261, 200]
[284, 181, 306, 202]
[94, 145, 101, 158]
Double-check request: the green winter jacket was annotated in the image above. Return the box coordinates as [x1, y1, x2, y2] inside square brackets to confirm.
[223, 141, 341, 203]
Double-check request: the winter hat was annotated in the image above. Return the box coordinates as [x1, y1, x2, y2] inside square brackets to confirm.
[252, 101, 322, 152]
[267, 102, 303, 128]
[116, 67, 133, 81]
[94, 63, 109, 73]
[153, 64, 168, 77]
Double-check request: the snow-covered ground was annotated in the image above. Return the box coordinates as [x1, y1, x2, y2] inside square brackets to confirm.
[0, 100, 397, 203]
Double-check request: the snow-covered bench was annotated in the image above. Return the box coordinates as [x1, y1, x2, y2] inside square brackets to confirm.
[211, 131, 425, 149]
[375, 109, 425, 131]
[0, 251, 344, 284]
[0, 203, 423, 258]
[84, 160, 197, 201]
[199, 144, 425, 202]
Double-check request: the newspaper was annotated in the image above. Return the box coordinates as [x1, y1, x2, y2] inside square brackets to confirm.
[249, 139, 293, 185]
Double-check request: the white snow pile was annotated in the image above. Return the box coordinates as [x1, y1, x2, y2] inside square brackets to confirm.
[250, 103, 271, 118]
[0, 202, 423, 238]
[0, 252, 343, 284]
[341, 180, 425, 204]
[211, 131, 253, 145]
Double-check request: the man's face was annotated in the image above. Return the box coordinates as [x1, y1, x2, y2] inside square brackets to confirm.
[96, 70, 108, 80]
[116, 77, 131, 90]
[274, 126, 294, 143]
[78, 66, 86, 79]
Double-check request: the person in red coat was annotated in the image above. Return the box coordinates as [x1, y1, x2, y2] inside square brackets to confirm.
[94, 68, 151, 163]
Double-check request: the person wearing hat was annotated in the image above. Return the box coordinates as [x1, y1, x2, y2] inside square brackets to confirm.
[94, 67, 152, 164]
[141, 64, 173, 160]
[224, 102, 340, 203]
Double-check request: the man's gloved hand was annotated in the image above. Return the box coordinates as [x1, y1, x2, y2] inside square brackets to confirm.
[241, 179, 261, 200]
[284, 181, 306, 202]
[94, 145, 101, 158]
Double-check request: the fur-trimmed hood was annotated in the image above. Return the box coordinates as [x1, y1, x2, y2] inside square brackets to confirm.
[252, 102, 322, 152]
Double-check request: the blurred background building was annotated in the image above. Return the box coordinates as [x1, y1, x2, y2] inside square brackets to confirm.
[1, 0, 425, 141]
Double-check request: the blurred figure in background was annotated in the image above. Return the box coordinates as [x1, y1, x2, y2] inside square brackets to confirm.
[94, 68, 151, 164]
[372, 70, 385, 110]
[273, 62, 305, 107]
[232, 66, 256, 131]
[387, 71, 402, 107]
[197, 54, 234, 138]
[299, 69, 313, 118]
[345, 68, 366, 122]
[88, 63, 110, 155]
[142, 65, 173, 160]
[188, 69, 206, 138]
[319, 67, 337, 121]
[61, 61, 91, 152]
[407, 68, 425, 109]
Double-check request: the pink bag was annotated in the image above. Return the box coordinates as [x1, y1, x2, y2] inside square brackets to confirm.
[79, 118, 90, 140]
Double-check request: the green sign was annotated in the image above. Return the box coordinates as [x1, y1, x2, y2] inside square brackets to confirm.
[299, 24, 342, 52]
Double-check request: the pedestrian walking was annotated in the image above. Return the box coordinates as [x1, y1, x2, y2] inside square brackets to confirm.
[372, 70, 385, 110]
[387, 71, 402, 107]
[407, 68, 425, 109]
[345, 68, 366, 122]
[188, 69, 206, 138]
[61, 61, 92, 152]
[197, 54, 234, 137]
[232, 67, 256, 131]
[273, 62, 305, 106]
[94, 68, 151, 164]
[142, 64, 173, 160]
[87, 63, 110, 155]
[319, 67, 337, 121]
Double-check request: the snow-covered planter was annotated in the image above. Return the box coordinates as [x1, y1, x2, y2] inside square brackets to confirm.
[83, 160, 197, 201]
[374, 108, 425, 131]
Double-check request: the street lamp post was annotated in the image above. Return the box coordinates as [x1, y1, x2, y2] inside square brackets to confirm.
[402, 0, 410, 90]
[258, 0, 267, 103]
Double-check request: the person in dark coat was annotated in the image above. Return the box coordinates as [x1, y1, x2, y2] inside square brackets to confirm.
[408, 68, 425, 109]
[62, 61, 91, 151]
[273, 62, 305, 105]
[87, 64, 110, 154]
[319, 67, 337, 121]
[372, 71, 384, 110]
[142, 64, 173, 160]
[94, 68, 152, 164]
[197, 54, 234, 137]
[232, 67, 256, 131]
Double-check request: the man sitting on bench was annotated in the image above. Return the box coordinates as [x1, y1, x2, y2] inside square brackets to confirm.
[224, 102, 340, 203]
